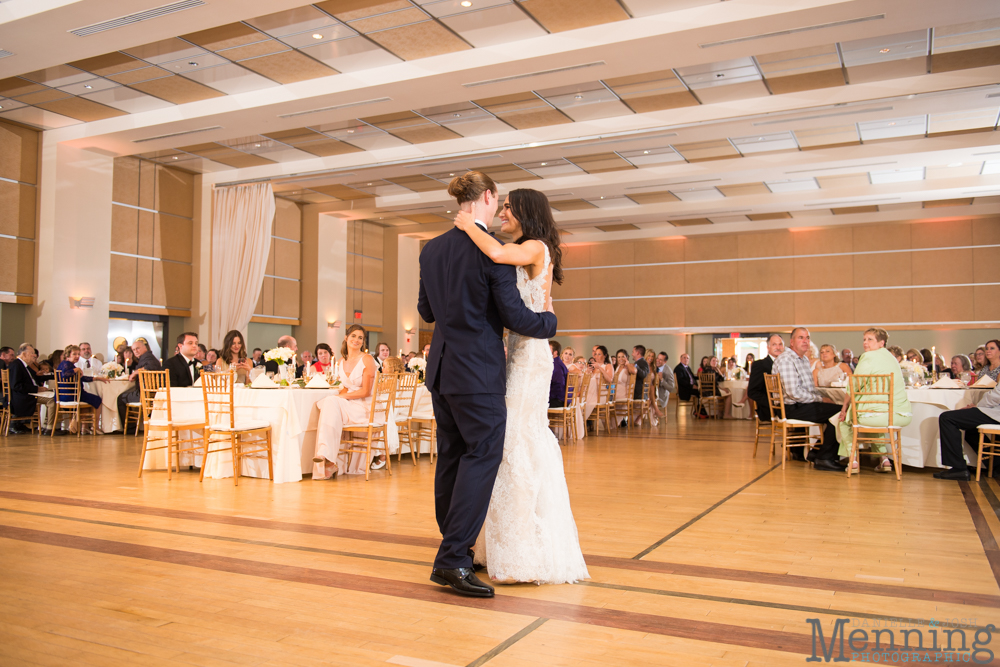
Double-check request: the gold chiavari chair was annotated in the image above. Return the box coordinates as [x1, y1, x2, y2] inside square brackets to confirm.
[763, 373, 823, 469]
[342, 373, 397, 481]
[846, 373, 902, 481]
[392, 371, 420, 465]
[977, 425, 1000, 481]
[750, 399, 773, 459]
[201, 371, 273, 486]
[630, 374, 652, 428]
[1, 368, 38, 435]
[52, 371, 97, 437]
[136, 370, 206, 480]
[587, 373, 615, 434]
[123, 399, 143, 436]
[548, 372, 583, 441]
[614, 370, 635, 430]
[698, 372, 724, 420]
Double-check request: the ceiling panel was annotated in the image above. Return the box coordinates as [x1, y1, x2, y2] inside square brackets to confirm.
[585, 196, 638, 210]
[675, 57, 761, 89]
[933, 18, 1000, 53]
[362, 110, 462, 143]
[755, 45, 841, 77]
[279, 25, 360, 48]
[477, 163, 540, 182]
[314, 120, 411, 150]
[857, 115, 927, 141]
[347, 179, 413, 195]
[417, 0, 512, 19]
[731, 131, 798, 154]
[33, 96, 128, 121]
[383, 175, 446, 192]
[129, 75, 227, 104]
[123, 38, 210, 65]
[19, 64, 92, 87]
[518, 0, 628, 33]
[69, 52, 147, 77]
[309, 183, 371, 199]
[182, 23, 270, 51]
[670, 218, 712, 226]
[839, 30, 929, 67]
[415, 102, 511, 136]
[672, 139, 739, 161]
[0, 105, 80, 129]
[366, 21, 472, 59]
[717, 183, 770, 197]
[299, 37, 402, 73]
[516, 159, 584, 177]
[691, 79, 770, 104]
[765, 68, 845, 95]
[441, 4, 547, 48]
[161, 53, 231, 74]
[349, 7, 428, 32]
[869, 167, 924, 183]
[180, 63, 280, 94]
[217, 40, 291, 62]
[474, 92, 572, 129]
[927, 107, 999, 135]
[765, 178, 818, 193]
[619, 0, 714, 18]
[106, 66, 172, 85]
[0, 78, 47, 97]
[832, 205, 879, 214]
[746, 212, 792, 220]
[245, 6, 340, 37]
[236, 50, 339, 83]
[291, 138, 366, 156]
[566, 152, 634, 173]
[58, 78, 120, 95]
[82, 86, 174, 113]
[604, 70, 698, 113]
[925, 162, 984, 179]
[815, 172, 871, 189]
[549, 198, 598, 211]
[617, 146, 684, 166]
[793, 125, 859, 149]
[0, 97, 28, 111]
[626, 191, 680, 204]
[536, 82, 632, 122]
[670, 187, 724, 202]
[596, 223, 639, 231]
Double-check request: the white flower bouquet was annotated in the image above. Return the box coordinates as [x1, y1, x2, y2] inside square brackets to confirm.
[264, 347, 296, 365]
[100, 361, 124, 378]
[407, 357, 427, 372]
[899, 359, 928, 386]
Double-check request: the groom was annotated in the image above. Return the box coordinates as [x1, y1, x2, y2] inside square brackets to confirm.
[418, 172, 557, 598]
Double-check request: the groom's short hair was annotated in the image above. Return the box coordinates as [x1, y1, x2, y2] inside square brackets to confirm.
[549, 340, 562, 355]
[633, 344, 646, 356]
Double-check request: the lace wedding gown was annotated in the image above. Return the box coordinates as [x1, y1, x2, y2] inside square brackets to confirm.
[474, 246, 590, 584]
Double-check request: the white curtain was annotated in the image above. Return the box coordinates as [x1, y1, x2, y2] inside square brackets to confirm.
[210, 182, 275, 347]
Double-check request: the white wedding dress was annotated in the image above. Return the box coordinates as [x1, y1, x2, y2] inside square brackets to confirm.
[474, 245, 590, 584]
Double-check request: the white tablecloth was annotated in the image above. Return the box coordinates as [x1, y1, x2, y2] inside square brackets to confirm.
[720, 380, 750, 419]
[816, 386, 990, 468]
[90, 379, 133, 433]
[142, 386, 341, 483]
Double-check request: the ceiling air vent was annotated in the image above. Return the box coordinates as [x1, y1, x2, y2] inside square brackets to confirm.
[0, 49, 13, 59]
[133, 125, 222, 143]
[278, 97, 392, 119]
[69, 0, 205, 37]
[463, 62, 606, 88]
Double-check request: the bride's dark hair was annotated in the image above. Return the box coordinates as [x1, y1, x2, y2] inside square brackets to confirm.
[507, 189, 563, 285]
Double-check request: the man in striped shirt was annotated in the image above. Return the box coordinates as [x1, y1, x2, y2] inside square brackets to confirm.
[772, 327, 845, 472]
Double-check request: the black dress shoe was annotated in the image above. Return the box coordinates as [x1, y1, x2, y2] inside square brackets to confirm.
[467, 549, 485, 572]
[812, 459, 847, 472]
[39, 429, 52, 436]
[430, 568, 494, 598]
[792, 450, 807, 462]
[935, 468, 971, 481]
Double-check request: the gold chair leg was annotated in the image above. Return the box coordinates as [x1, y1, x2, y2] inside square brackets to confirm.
[232, 434, 240, 486]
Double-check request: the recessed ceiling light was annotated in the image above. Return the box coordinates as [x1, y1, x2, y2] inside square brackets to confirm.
[643, 150, 649, 154]
[172, 156, 178, 160]
[368, 182, 373, 185]
[880, 48, 890, 53]
[188, 61, 198, 66]
[453, 113, 461, 117]
[574, 94, 583, 100]
[449, 173, 455, 176]
[888, 122, 896, 126]
[347, 129, 354, 133]
[540, 162, 547, 166]
[600, 196, 604, 199]
[312, 33, 323, 39]
[461, 1, 472, 6]
[84, 85, 92, 89]
[446, 210, 452, 213]
[255, 143, 260, 147]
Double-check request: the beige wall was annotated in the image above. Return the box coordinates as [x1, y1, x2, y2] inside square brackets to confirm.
[253, 197, 302, 324]
[345, 220, 383, 333]
[109, 156, 194, 316]
[0, 120, 38, 304]
[552, 216, 1000, 334]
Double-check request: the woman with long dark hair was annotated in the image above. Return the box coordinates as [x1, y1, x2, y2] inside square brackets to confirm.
[217, 330, 252, 383]
[452, 185, 588, 586]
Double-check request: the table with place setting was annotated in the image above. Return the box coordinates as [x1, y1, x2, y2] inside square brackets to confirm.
[816, 384, 991, 468]
[90, 378, 134, 433]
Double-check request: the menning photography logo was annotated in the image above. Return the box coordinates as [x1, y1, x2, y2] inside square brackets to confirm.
[806, 617, 996, 664]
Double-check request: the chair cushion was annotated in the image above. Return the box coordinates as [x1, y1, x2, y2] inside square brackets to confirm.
[778, 418, 823, 426]
[853, 424, 901, 430]
[210, 419, 271, 432]
[56, 401, 83, 407]
[979, 425, 1000, 433]
[127, 402, 142, 407]
[147, 418, 205, 427]
[344, 420, 386, 428]
[410, 412, 434, 420]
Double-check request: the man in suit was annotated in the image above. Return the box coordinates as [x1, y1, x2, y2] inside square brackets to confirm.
[9, 343, 56, 434]
[674, 353, 698, 401]
[656, 352, 675, 413]
[0, 346, 15, 372]
[115, 337, 163, 431]
[76, 342, 101, 376]
[418, 171, 557, 599]
[165, 332, 201, 388]
[841, 348, 857, 371]
[748, 333, 785, 423]
[264, 335, 304, 378]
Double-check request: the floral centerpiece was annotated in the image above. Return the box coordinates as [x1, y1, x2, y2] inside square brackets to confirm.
[99, 361, 124, 379]
[899, 359, 928, 387]
[264, 346, 296, 385]
[408, 356, 427, 383]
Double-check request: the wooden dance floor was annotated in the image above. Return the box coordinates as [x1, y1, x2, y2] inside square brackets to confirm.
[2, 410, 998, 666]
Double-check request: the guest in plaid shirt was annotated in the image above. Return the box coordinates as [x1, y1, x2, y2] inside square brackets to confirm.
[772, 327, 845, 472]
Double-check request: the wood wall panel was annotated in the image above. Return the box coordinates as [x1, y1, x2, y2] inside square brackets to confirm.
[0, 120, 39, 184]
[137, 210, 155, 257]
[154, 166, 193, 218]
[273, 238, 300, 279]
[155, 215, 193, 263]
[0, 120, 38, 300]
[0, 181, 35, 237]
[112, 157, 140, 207]
[110, 205, 138, 254]
[273, 279, 299, 319]
[362, 223, 383, 258]
[109, 255, 137, 303]
[138, 161, 156, 210]
[361, 256, 382, 291]
[261, 277, 275, 314]
[273, 199, 301, 241]
[153, 262, 192, 308]
[16, 239, 33, 294]
[265, 238, 276, 276]
[552, 216, 997, 332]
[362, 291, 382, 327]
[136, 258, 154, 305]
[0, 237, 18, 292]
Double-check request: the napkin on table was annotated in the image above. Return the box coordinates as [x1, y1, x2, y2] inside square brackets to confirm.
[931, 376, 961, 389]
[973, 376, 998, 388]
[306, 374, 330, 389]
[250, 373, 278, 389]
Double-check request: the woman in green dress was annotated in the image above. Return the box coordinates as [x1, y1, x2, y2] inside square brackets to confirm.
[836, 327, 912, 473]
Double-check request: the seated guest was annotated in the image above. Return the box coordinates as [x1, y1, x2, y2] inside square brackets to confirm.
[744, 353, 755, 373]
[933, 381, 1000, 480]
[165, 332, 201, 388]
[313, 344, 334, 374]
[973, 346, 987, 373]
[841, 348, 856, 371]
[57, 345, 110, 433]
[264, 335, 304, 378]
[700, 357, 731, 416]
[561, 346, 581, 374]
[813, 344, 853, 387]
[37, 360, 53, 375]
[834, 328, 911, 473]
[76, 342, 101, 376]
[47, 350, 63, 370]
[116, 338, 162, 431]
[887, 345, 904, 362]
[645, 348, 663, 419]
[549, 340, 568, 408]
[216, 330, 252, 383]
[300, 350, 314, 369]
[906, 348, 924, 364]
[382, 356, 405, 374]
[252, 348, 265, 368]
[976, 340, 1000, 383]
[920, 348, 934, 370]
[748, 334, 784, 423]
[583, 346, 614, 423]
[373, 342, 392, 371]
[421, 343, 431, 359]
[656, 352, 675, 414]
[674, 353, 698, 402]
[696, 356, 710, 375]
[950, 354, 973, 381]
[204, 349, 219, 372]
[312, 325, 388, 478]
[613, 349, 631, 410]
[196, 344, 208, 363]
[772, 328, 845, 471]
[9, 343, 56, 435]
[628, 345, 650, 402]
[119, 347, 136, 376]
[0, 346, 14, 371]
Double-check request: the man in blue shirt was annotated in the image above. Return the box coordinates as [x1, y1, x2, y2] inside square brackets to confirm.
[549, 340, 568, 408]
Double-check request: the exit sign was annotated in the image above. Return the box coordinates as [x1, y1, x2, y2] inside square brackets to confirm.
[729, 332, 740, 338]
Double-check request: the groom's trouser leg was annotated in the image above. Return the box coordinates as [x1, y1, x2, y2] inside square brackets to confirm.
[431, 392, 506, 570]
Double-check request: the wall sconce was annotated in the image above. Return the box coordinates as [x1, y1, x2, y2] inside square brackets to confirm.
[69, 296, 95, 309]
[328, 320, 341, 329]
[405, 327, 413, 344]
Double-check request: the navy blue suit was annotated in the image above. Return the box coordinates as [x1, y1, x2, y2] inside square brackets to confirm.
[418, 226, 557, 569]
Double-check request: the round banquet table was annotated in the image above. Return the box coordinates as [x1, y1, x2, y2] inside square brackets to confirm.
[89, 378, 134, 433]
[719, 380, 750, 419]
[816, 386, 990, 468]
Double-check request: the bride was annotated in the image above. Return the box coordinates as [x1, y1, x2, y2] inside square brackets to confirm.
[454, 188, 589, 585]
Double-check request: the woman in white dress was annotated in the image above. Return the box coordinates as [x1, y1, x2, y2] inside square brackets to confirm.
[584, 346, 614, 423]
[312, 324, 384, 479]
[454, 188, 589, 585]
